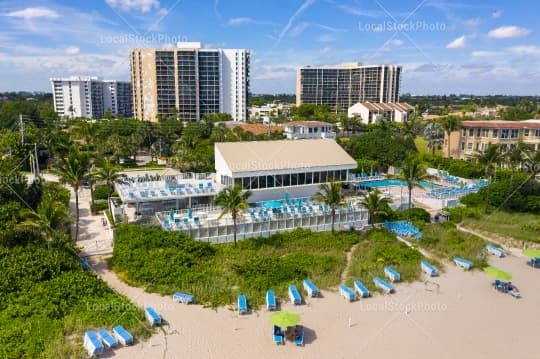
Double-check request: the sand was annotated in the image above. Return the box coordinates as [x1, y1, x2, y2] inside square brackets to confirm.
[89, 252, 540, 359]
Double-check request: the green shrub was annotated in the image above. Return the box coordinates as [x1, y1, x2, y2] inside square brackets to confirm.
[91, 199, 109, 213]
[92, 185, 110, 200]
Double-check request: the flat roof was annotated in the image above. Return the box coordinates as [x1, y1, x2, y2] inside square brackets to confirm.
[284, 121, 333, 128]
[215, 139, 356, 173]
[460, 120, 540, 129]
[357, 102, 415, 112]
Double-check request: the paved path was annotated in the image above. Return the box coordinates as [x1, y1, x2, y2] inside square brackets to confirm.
[455, 224, 527, 259]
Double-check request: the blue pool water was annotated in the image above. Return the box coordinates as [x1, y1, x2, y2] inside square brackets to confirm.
[361, 179, 442, 189]
[262, 200, 283, 209]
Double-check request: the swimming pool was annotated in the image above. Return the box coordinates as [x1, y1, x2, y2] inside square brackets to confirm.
[360, 179, 442, 189]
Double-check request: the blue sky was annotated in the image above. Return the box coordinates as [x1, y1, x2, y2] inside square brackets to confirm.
[0, 0, 539, 95]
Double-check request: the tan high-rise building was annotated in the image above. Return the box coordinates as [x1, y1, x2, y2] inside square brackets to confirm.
[296, 63, 401, 113]
[445, 120, 540, 159]
[131, 42, 249, 122]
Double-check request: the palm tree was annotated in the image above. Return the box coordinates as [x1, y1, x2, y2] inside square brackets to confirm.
[313, 181, 345, 232]
[93, 158, 125, 225]
[213, 184, 252, 246]
[473, 144, 503, 214]
[423, 122, 444, 156]
[441, 116, 460, 158]
[51, 148, 89, 241]
[505, 143, 525, 193]
[522, 146, 540, 180]
[359, 189, 391, 228]
[17, 191, 70, 250]
[71, 120, 96, 146]
[399, 156, 435, 219]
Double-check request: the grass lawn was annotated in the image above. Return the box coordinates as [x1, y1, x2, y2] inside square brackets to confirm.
[111, 225, 361, 308]
[346, 229, 428, 292]
[461, 210, 540, 244]
[418, 222, 488, 269]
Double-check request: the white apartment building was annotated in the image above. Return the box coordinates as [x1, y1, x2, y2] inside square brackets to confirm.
[348, 102, 415, 124]
[50, 76, 132, 119]
[131, 42, 250, 122]
[283, 121, 336, 140]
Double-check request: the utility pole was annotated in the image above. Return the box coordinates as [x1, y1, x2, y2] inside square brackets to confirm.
[34, 143, 40, 176]
[19, 113, 25, 144]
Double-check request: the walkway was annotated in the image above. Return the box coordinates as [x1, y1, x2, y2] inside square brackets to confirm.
[455, 224, 527, 259]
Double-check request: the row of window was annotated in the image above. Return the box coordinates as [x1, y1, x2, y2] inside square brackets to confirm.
[463, 128, 540, 138]
[222, 170, 348, 190]
[462, 142, 540, 152]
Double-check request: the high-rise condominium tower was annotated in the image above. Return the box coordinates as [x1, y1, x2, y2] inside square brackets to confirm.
[50, 77, 132, 119]
[296, 63, 401, 113]
[130, 42, 250, 122]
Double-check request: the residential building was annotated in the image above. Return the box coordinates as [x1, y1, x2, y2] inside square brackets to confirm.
[348, 102, 415, 124]
[445, 120, 540, 159]
[130, 42, 249, 122]
[296, 63, 401, 113]
[215, 139, 356, 202]
[283, 121, 336, 140]
[50, 76, 132, 119]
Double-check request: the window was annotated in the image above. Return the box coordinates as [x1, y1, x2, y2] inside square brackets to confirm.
[250, 176, 259, 189]
[259, 176, 266, 189]
[510, 129, 519, 138]
[282, 174, 290, 186]
[291, 173, 298, 186]
[501, 129, 509, 138]
[274, 174, 283, 187]
[462, 129, 466, 136]
[468, 128, 474, 136]
[461, 142, 465, 150]
[266, 175, 274, 188]
[313, 172, 319, 183]
[306, 172, 313, 184]
[536, 129, 540, 137]
[482, 128, 489, 137]
[467, 143, 473, 150]
[234, 178, 242, 187]
[492, 129, 499, 138]
[320, 171, 327, 183]
[476, 128, 481, 137]
[242, 177, 250, 190]
[524, 129, 530, 136]
[298, 172, 306, 185]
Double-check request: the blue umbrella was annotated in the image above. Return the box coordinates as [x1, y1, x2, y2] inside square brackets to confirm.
[169, 210, 174, 220]
[188, 208, 193, 219]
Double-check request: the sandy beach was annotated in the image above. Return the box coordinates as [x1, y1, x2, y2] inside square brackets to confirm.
[90, 251, 540, 359]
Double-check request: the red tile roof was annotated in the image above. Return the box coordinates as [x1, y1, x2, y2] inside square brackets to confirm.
[460, 120, 540, 129]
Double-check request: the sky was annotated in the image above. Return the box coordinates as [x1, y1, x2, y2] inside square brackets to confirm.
[0, 0, 539, 95]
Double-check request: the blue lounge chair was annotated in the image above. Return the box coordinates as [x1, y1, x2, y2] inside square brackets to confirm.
[339, 284, 356, 302]
[84, 330, 104, 357]
[421, 261, 438, 277]
[454, 257, 473, 270]
[145, 307, 161, 326]
[172, 292, 195, 304]
[288, 284, 302, 305]
[97, 328, 117, 349]
[384, 266, 401, 282]
[273, 325, 284, 344]
[353, 280, 370, 298]
[303, 279, 319, 297]
[238, 294, 248, 314]
[486, 244, 505, 258]
[373, 277, 394, 294]
[113, 325, 133, 346]
[266, 290, 277, 311]
[294, 327, 304, 346]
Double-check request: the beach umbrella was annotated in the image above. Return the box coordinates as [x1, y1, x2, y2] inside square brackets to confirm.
[483, 266, 512, 281]
[188, 208, 193, 219]
[269, 311, 301, 328]
[523, 249, 540, 258]
[169, 210, 174, 220]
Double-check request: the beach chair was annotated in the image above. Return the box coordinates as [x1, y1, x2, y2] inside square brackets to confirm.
[486, 244, 505, 258]
[273, 325, 284, 345]
[266, 290, 277, 311]
[339, 284, 356, 302]
[172, 292, 195, 304]
[288, 284, 302, 305]
[145, 307, 161, 326]
[97, 328, 117, 349]
[294, 326, 304, 346]
[421, 261, 438, 277]
[454, 257, 473, 270]
[84, 330, 104, 357]
[238, 294, 248, 314]
[112, 325, 133, 346]
[384, 266, 401, 282]
[373, 277, 394, 294]
[303, 279, 319, 297]
[353, 280, 370, 298]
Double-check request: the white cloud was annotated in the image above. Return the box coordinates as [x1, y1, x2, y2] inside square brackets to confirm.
[65, 46, 80, 55]
[227, 17, 255, 26]
[4, 7, 60, 20]
[492, 10, 503, 19]
[509, 46, 540, 56]
[446, 35, 466, 49]
[105, 0, 160, 13]
[321, 47, 331, 54]
[471, 50, 500, 58]
[318, 34, 334, 42]
[277, 0, 316, 42]
[463, 18, 482, 26]
[488, 26, 530, 39]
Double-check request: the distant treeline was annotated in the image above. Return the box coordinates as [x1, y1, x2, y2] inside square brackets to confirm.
[401, 94, 540, 108]
[249, 93, 296, 105]
[0, 92, 53, 102]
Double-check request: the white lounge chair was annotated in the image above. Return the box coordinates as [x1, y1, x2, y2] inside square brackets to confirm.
[266, 290, 277, 311]
[384, 266, 400, 282]
[84, 330, 104, 357]
[421, 261, 438, 276]
[373, 277, 394, 294]
[354, 280, 370, 297]
[113, 325, 133, 346]
[145, 306, 161, 326]
[288, 284, 302, 305]
[339, 284, 356, 302]
[454, 257, 473, 270]
[303, 279, 319, 297]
